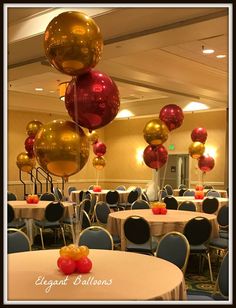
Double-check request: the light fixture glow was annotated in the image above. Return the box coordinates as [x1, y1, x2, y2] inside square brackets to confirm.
[183, 102, 209, 112]
[35, 87, 43, 91]
[204, 146, 217, 159]
[136, 148, 144, 165]
[216, 54, 226, 59]
[59, 82, 70, 101]
[202, 46, 215, 54]
[116, 109, 134, 119]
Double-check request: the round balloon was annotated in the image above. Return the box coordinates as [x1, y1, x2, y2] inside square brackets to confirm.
[189, 141, 205, 159]
[92, 156, 105, 170]
[198, 155, 215, 172]
[34, 119, 90, 177]
[191, 127, 208, 143]
[16, 152, 36, 173]
[143, 144, 168, 170]
[44, 11, 103, 76]
[65, 70, 120, 130]
[93, 141, 106, 157]
[24, 136, 35, 157]
[143, 119, 169, 145]
[26, 120, 43, 137]
[159, 104, 184, 131]
[87, 130, 99, 144]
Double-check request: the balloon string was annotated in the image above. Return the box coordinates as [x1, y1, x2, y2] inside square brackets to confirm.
[159, 155, 169, 202]
[96, 169, 99, 186]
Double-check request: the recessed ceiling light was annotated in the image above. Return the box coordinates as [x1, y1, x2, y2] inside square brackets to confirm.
[202, 48, 215, 54]
[183, 102, 209, 112]
[116, 109, 134, 119]
[49, 90, 55, 93]
[216, 54, 226, 59]
[35, 87, 43, 91]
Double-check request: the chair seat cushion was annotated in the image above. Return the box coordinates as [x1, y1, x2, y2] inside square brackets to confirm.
[219, 231, 229, 239]
[8, 220, 25, 229]
[34, 220, 61, 228]
[190, 244, 208, 253]
[126, 238, 157, 253]
[187, 290, 213, 300]
[209, 237, 228, 249]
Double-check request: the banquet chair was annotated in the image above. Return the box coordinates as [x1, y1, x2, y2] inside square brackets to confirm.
[7, 192, 17, 201]
[206, 190, 221, 198]
[8, 203, 26, 229]
[40, 192, 56, 201]
[204, 185, 214, 189]
[134, 186, 142, 198]
[141, 191, 150, 203]
[163, 196, 178, 210]
[183, 216, 213, 282]
[34, 201, 66, 249]
[202, 197, 219, 214]
[119, 189, 139, 210]
[156, 232, 190, 274]
[183, 190, 195, 196]
[217, 205, 229, 239]
[115, 185, 126, 191]
[179, 188, 187, 196]
[124, 215, 157, 255]
[158, 189, 167, 200]
[8, 228, 31, 254]
[164, 184, 173, 196]
[67, 186, 77, 196]
[131, 200, 150, 210]
[178, 201, 196, 212]
[87, 185, 94, 190]
[78, 226, 114, 250]
[178, 184, 187, 190]
[106, 190, 120, 211]
[83, 198, 92, 216]
[53, 187, 63, 201]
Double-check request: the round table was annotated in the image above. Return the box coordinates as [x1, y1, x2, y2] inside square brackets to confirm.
[7, 249, 186, 301]
[173, 189, 228, 198]
[107, 209, 219, 251]
[71, 190, 130, 203]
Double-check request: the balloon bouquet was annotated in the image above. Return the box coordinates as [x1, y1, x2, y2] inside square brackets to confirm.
[142, 104, 184, 212]
[188, 127, 215, 199]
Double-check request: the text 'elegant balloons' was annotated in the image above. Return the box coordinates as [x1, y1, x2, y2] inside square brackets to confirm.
[65, 70, 120, 131]
[34, 120, 90, 177]
[143, 119, 169, 145]
[198, 155, 215, 172]
[159, 104, 184, 131]
[93, 156, 106, 170]
[16, 152, 36, 173]
[93, 141, 106, 157]
[26, 120, 43, 137]
[143, 144, 168, 170]
[189, 142, 205, 159]
[44, 11, 103, 76]
[24, 136, 35, 158]
[191, 127, 208, 144]
[87, 130, 99, 144]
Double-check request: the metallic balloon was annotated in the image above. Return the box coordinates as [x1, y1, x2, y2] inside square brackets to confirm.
[65, 70, 120, 130]
[159, 104, 184, 131]
[44, 11, 103, 76]
[143, 119, 169, 145]
[26, 120, 43, 137]
[16, 152, 36, 173]
[198, 155, 215, 172]
[93, 141, 106, 157]
[189, 142, 205, 159]
[92, 156, 105, 170]
[143, 144, 168, 170]
[24, 136, 35, 157]
[87, 130, 99, 144]
[191, 127, 208, 144]
[34, 119, 90, 177]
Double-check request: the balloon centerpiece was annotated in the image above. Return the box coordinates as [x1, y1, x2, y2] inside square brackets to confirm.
[92, 140, 107, 192]
[151, 202, 167, 215]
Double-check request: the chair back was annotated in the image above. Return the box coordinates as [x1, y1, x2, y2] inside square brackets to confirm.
[68, 186, 77, 195]
[81, 210, 91, 230]
[141, 191, 150, 203]
[179, 189, 187, 196]
[127, 190, 139, 204]
[131, 200, 150, 210]
[134, 186, 142, 197]
[178, 201, 196, 212]
[116, 185, 126, 191]
[183, 190, 195, 196]
[40, 192, 56, 201]
[53, 187, 63, 201]
[163, 196, 178, 210]
[178, 184, 187, 190]
[156, 232, 190, 274]
[159, 189, 167, 200]
[206, 190, 221, 198]
[8, 192, 17, 201]
[106, 190, 119, 205]
[44, 202, 65, 222]
[8, 228, 31, 253]
[87, 185, 94, 190]
[82, 198, 92, 215]
[217, 252, 228, 298]
[164, 184, 173, 196]
[202, 197, 219, 214]
[217, 205, 229, 228]
[8, 203, 15, 223]
[78, 226, 113, 250]
[124, 215, 150, 245]
[94, 201, 110, 225]
[183, 216, 212, 245]
[204, 185, 214, 189]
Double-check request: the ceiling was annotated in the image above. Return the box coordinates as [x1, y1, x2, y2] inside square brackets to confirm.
[7, 5, 230, 119]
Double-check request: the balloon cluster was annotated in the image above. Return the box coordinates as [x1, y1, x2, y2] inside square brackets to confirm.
[188, 127, 215, 173]
[44, 11, 120, 132]
[143, 104, 184, 170]
[57, 244, 92, 275]
[16, 120, 43, 173]
[151, 201, 167, 215]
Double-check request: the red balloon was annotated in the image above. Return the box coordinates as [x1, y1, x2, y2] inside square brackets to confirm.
[191, 127, 208, 143]
[93, 141, 106, 157]
[25, 136, 35, 157]
[198, 155, 215, 172]
[143, 144, 168, 170]
[159, 104, 184, 131]
[59, 257, 76, 275]
[65, 70, 120, 131]
[76, 256, 92, 273]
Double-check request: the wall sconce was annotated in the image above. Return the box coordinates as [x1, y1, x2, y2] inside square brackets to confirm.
[136, 148, 144, 165]
[204, 146, 217, 159]
[59, 82, 70, 101]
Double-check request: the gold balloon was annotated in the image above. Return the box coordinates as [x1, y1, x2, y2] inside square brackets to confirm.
[16, 152, 36, 173]
[93, 156, 105, 170]
[26, 120, 43, 137]
[44, 11, 103, 76]
[189, 142, 205, 159]
[87, 130, 99, 144]
[143, 119, 169, 145]
[34, 120, 90, 177]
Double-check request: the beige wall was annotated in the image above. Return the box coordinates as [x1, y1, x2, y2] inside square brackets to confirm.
[7, 97, 227, 198]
